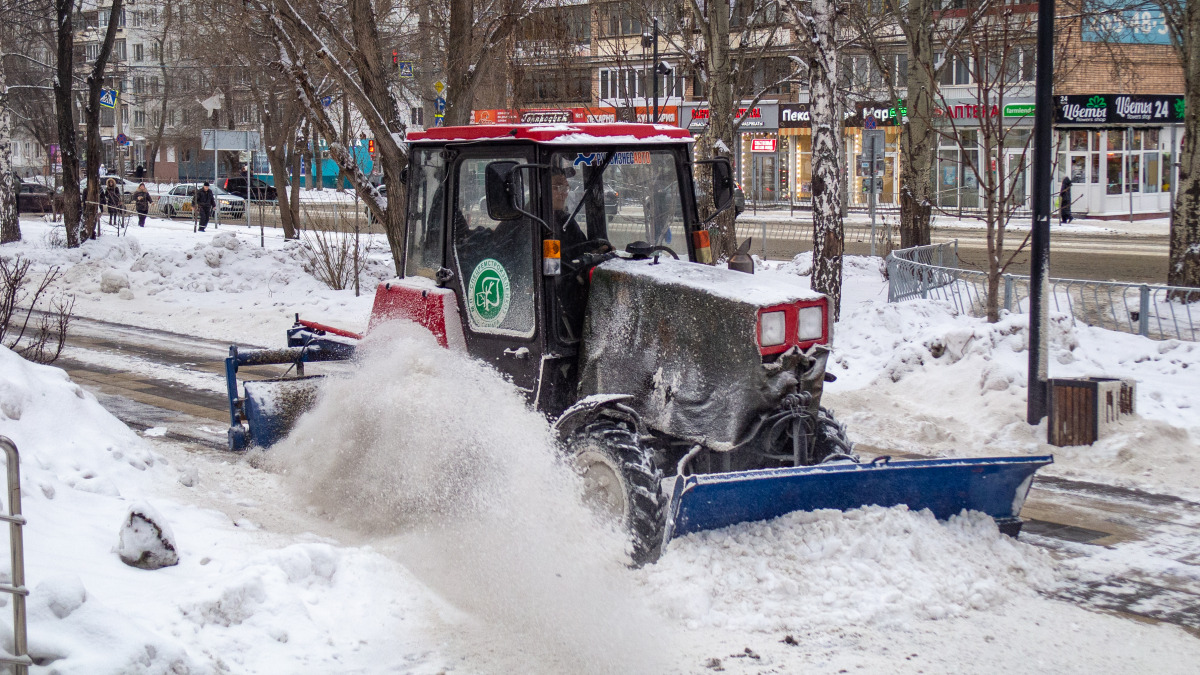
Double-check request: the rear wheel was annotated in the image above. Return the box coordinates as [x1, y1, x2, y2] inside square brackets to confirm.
[567, 420, 666, 566]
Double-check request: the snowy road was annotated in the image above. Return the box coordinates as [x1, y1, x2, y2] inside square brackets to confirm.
[53, 314, 1200, 639]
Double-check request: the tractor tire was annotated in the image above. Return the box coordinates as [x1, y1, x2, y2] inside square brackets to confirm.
[567, 420, 667, 566]
[812, 406, 855, 463]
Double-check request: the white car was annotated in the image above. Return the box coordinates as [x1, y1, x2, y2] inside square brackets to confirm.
[159, 183, 246, 220]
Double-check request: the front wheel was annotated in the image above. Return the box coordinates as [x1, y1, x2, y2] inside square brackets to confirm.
[162, 204, 176, 218]
[566, 420, 666, 566]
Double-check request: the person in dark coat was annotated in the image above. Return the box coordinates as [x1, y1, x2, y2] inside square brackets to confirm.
[134, 183, 151, 227]
[1059, 176, 1073, 224]
[104, 177, 123, 231]
[192, 182, 216, 232]
[134, 164, 145, 180]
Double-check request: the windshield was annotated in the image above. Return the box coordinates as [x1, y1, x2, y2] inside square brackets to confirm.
[549, 149, 690, 262]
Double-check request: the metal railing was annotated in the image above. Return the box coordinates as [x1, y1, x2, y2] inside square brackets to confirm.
[0, 437, 29, 675]
[887, 242, 1200, 341]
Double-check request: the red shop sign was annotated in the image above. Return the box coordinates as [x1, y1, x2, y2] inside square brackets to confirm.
[751, 138, 777, 153]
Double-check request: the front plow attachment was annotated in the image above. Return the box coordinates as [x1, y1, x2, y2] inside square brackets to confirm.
[667, 455, 1053, 541]
[225, 317, 360, 451]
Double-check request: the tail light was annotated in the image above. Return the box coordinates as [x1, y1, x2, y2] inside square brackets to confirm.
[756, 298, 829, 356]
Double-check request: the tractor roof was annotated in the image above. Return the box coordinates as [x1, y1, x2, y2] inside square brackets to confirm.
[407, 123, 693, 145]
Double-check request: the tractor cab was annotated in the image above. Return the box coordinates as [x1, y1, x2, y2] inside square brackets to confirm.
[379, 124, 733, 415]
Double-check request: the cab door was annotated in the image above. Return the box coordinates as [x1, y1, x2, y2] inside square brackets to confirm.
[448, 151, 544, 395]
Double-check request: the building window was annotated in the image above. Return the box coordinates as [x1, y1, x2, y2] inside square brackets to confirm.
[101, 107, 114, 127]
[518, 68, 591, 103]
[411, 107, 424, 126]
[602, 3, 642, 36]
[86, 43, 101, 62]
[936, 53, 971, 86]
[133, 77, 145, 94]
[134, 43, 144, 61]
[134, 110, 146, 128]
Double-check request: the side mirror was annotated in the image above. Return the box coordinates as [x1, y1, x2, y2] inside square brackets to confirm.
[711, 157, 734, 212]
[485, 160, 526, 221]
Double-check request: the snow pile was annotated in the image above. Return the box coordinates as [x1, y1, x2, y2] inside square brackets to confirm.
[645, 506, 1055, 633]
[0, 345, 449, 672]
[269, 320, 675, 674]
[6, 221, 386, 344]
[775, 258, 1200, 497]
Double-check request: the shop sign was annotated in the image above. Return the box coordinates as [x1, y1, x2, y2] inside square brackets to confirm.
[936, 103, 1001, 120]
[473, 106, 681, 126]
[1003, 103, 1036, 117]
[1082, 1, 1170, 45]
[780, 103, 810, 128]
[847, 102, 903, 127]
[521, 109, 573, 124]
[750, 138, 777, 153]
[686, 103, 778, 130]
[1054, 94, 1185, 125]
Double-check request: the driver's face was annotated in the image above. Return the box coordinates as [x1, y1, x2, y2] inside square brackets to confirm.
[552, 175, 569, 211]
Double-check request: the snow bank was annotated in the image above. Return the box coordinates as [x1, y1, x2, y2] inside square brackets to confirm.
[268, 321, 675, 674]
[767, 255, 1200, 498]
[7, 221, 386, 345]
[645, 506, 1054, 633]
[0, 345, 447, 672]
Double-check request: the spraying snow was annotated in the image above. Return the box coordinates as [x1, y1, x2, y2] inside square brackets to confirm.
[268, 321, 676, 674]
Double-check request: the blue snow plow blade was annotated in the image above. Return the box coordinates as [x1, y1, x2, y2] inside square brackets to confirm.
[667, 455, 1053, 540]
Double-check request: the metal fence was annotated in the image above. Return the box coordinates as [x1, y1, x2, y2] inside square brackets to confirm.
[887, 242, 1200, 342]
[39, 198, 386, 238]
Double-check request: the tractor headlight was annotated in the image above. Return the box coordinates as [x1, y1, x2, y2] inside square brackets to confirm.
[798, 305, 824, 342]
[759, 311, 786, 347]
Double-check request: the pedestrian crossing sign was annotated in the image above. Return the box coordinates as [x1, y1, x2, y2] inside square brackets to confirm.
[398, 61, 414, 78]
[100, 89, 118, 109]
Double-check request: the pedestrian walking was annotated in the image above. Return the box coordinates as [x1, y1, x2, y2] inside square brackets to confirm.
[193, 182, 216, 232]
[134, 183, 151, 227]
[1060, 176, 1073, 224]
[134, 164, 145, 180]
[104, 177, 123, 232]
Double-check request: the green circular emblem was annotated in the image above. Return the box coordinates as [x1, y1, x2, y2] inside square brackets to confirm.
[467, 258, 511, 328]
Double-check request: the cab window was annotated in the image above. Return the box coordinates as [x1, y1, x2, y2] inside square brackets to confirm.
[404, 147, 447, 280]
[453, 156, 536, 338]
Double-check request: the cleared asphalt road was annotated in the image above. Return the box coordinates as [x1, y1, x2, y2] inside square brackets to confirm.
[738, 216, 1170, 284]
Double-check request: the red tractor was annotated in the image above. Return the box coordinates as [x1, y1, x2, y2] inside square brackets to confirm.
[225, 124, 1050, 564]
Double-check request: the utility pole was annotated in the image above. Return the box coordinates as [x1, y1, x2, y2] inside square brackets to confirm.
[1027, 0, 1054, 424]
[652, 18, 659, 123]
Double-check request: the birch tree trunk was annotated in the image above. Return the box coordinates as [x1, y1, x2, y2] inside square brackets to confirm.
[1, 64, 20, 244]
[55, 0, 82, 247]
[899, 0, 936, 248]
[1169, 0, 1200, 288]
[687, 0, 738, 260]
[808, 0, 844, 320]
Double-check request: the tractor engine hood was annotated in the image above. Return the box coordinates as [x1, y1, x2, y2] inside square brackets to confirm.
[578, 258, 829, 450]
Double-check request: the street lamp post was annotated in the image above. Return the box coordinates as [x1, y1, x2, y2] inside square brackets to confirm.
[1027, 0, 1055, 424]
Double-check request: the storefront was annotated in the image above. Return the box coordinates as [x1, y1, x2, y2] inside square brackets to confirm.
[779, 101, 903, 207]
[680, 102, 782, 203]
[1053, 94, 1183, 217]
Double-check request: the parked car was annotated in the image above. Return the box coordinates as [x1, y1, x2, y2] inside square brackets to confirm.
[221, 176, 277, 201]
[365, 184, 387, 224]
[159, 183, 246, 220]
[18, 182, 57, 213]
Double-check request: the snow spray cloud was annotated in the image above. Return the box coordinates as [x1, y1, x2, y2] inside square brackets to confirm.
[270, 321, 674, 674]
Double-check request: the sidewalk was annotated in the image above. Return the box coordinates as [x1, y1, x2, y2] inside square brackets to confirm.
[737, 209, 1170, 238]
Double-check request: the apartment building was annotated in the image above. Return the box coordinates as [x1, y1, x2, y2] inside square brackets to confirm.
[488, 1, 1184, 218]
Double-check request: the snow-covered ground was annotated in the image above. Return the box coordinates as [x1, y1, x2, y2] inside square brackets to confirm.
[2, 214, 1198, 673]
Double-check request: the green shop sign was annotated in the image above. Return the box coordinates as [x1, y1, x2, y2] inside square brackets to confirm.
[1003, 103, 1035, 117]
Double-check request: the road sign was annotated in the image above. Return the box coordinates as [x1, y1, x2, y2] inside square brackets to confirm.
[116, 133, 128, 145]
[434, 97, 446, 113]
[321, 96, 333, 108]
[861, 177, 884, 194]
[99, 89, 118, 108]
[433, 81, 445, 95]
[433, 113, 445, 127]
[398, 61, 414, 78]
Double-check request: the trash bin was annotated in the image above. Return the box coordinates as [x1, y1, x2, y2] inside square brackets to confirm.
[1047, 377, 1136, 447]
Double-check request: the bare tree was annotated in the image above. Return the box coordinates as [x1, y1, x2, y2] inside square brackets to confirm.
[1153, 0, 1200, 288]
[53, 0, 83, 247]
[254, 0, 409, 272]
[80, 0, 126, 242]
